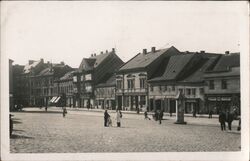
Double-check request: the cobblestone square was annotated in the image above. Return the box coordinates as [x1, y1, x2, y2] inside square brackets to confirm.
[10, 108, 240, 153]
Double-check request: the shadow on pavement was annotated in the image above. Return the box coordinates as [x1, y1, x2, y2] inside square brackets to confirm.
[10, 134, 33, 139]
[13, 129, 25, 132]
[13, 120, 22, 124]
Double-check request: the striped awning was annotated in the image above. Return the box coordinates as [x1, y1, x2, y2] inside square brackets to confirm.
[49, 96, 58, 103]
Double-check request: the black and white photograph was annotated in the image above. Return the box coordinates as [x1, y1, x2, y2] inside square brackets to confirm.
[1, 1, 249, 161]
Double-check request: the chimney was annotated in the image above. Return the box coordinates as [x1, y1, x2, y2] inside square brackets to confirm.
[94, 53, 96, 56]
[101, 51, 103, 54]
[225, 51, 230, 55]
[200, 50, 205, 54]
[47, 61, 50, 64]
[29, 60, 34, 65]
[143, 49, 147, 55]
[112, 48, 115, 53]
[106, 50, 108, 53]
[185, 51, 189, 53]
[151, 47, 156, 53]
[91, 54, 93, 57]
[60, 61, 64, 65]
[40, 58, 44, 63]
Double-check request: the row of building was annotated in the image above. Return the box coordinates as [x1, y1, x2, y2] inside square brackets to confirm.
[9, 46, 240, 114]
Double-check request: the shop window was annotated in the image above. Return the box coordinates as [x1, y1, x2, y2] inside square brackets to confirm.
[209, 80, 214, 89]
[221, 80, 227, 89]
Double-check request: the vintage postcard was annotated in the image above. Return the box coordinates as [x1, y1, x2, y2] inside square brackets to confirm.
[1, 1, 249, 161]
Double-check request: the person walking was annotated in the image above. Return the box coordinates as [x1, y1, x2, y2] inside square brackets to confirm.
[159, 110, 164, 124]
[219, 111, 226, 131]
[104, 110, 110, 127]
[208, 109, 213, 118]
[62, 107, 67, 118]
[116, 110, 122, 127]
[144, 111, 151, 120]
[226, 110, 234, 131]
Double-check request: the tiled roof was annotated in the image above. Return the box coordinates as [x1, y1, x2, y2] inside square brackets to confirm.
[96, 73, 116, 87]
[204, 67, 240, 78]
[79, 52, 112, 71]
[23, 60, 41, 74]
[119, 47, 175, 71]
[180, 56, 218, 83]
[212, 53, 240, 71]
[38, 67, 53, 76]
[60, 71, 75, 81]
[149, 54, 195, 82]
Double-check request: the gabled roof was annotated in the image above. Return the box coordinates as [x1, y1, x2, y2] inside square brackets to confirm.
[79, 52, 113, 71]
[96, 73, 116, 88]
[180, 56, 218, 83]
[149, 54, 195, 82]
[119, 46, 179, 72]
[212, 53, 240, 71]
[204, 67, 240, 78]
[60, 71, 75, 81]
[38, 67, 53, 76]
[23, 60, 42, 74]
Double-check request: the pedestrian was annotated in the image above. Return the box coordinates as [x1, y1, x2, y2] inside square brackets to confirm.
[219, 111, 226, 131]
[192, 108, 197, 118]
[208, 109, 213, 118]
[226, 110, 234, 131]
[116, 109, 122, 127]
[169, 108, 172, 117]
[237, 116, 241, 131]
[104, 110, 110, 127]
[62, 107, 67, 118]
[136, 107, 140, 114]
[159, 110, 164, 124]
[144, 111, 151, 120]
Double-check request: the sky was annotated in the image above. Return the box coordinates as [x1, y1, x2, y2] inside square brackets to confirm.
[1, 1, 246, 68]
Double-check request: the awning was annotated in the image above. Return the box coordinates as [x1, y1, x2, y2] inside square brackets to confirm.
[54, 97, 61, 103]
[49, 96, 57, 103]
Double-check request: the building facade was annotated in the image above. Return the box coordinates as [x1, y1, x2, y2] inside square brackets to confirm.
[73, 48, 124, 108]
[204, 52, 240, 114]
[116, 46, 181, 111]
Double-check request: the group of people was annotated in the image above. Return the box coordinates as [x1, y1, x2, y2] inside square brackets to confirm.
[104, 109, 122, 127]
[144, 110, 164, 124]
[218, 110, 240, 131]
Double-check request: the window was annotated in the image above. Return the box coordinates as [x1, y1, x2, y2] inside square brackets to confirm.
[150, 86, 154, 91]
[127, 79, 135, 89]
[209, 80, 214, 89]
[186, 89, 191, 95]
[164, 86, 168, 92]
[172, 86, 175, 91]
[192, 89, 196, 95]
[140, 78, 146, 89]
[140, 96, 146, 105]
[199, 88, 204, 94]
[117, 80, 122, 89]
[221, 80, 227, 89]
[85, 74, 92, 80]
[159, 86, 162, 91]
[179, 88, 183, 94]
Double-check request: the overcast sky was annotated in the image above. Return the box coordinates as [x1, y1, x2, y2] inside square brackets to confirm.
[1, 1, 246, 68]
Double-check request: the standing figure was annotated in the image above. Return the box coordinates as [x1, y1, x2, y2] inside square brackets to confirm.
[219, 111, 226, 131]
[144, 111, 151, 120]
[104, 110, 110, 127]
[159, 110, 164, 124]
[192, 108, 197, 118]
[208, 109, 213, 118]
[116, 110, 122, 127]
[226, 110, 234, 131]
[62, 107, 67, 118]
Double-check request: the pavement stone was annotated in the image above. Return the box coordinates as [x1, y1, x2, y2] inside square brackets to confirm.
[10, 107, 240, 153]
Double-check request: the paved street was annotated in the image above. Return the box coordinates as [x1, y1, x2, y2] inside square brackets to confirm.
[10, 107, 240, 153]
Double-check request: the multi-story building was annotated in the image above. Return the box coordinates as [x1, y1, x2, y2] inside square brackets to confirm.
[148, 52, 221, 114]
[12, 64, 24, 108]
[9, 59, 14, 110]
[30, 62, 73, 107]
[16, 59, 48, 106]
[95, 74, 116, 110]
[204, 52, 240, 114]
[116, 46, 180, 111]
[73, 48, 124, 108]
[54, 70, 76, 107]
